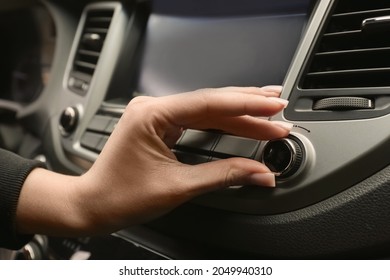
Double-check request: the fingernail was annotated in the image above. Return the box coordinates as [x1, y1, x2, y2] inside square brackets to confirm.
[268, 97, 289, 108]
[262, 85, 283, 93]
[271, 121, 294, 132]
[248, 173, 275, 187]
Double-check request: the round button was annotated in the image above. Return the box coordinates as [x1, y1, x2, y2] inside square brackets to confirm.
[59, 106, 79, 136]
[262, 136, 304, 178]
[15, 235, 48, 260]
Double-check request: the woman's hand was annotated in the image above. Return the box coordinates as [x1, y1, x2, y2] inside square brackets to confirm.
[16, 86, 292, 236]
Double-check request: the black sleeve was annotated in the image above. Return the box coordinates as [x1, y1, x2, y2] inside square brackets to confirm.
[0, 149, 45, 250]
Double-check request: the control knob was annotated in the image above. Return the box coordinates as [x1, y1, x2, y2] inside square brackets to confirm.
[261, 136, 305, 178]
[59, 106, 79, 136]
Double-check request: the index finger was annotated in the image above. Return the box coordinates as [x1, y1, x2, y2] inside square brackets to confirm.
[159, 88, 288, 127]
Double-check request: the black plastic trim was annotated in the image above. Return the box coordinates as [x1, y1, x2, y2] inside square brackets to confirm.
[122, 163, 390, 259]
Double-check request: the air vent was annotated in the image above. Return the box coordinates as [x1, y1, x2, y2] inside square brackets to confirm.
[68, 8, 114, 94]
[302, 0, 390, 89]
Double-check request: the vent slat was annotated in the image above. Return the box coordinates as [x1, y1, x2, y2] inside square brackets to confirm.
[333, 8, 390, 17]
[84, 27, 109, 34]
[329, 8, 390, 33]
[74, 61, 96, 70]
[302, 0, 390, 89]
[311, 48, 390, 72]
[304, 68, 390, 89]
[316, 46, 390, 56]
[88, 17, 112, 22]
[78, 49, 100, 57]
[323, 30, 361, 37]
[334, 0, 390, 14]
[307, 67, 390, 76]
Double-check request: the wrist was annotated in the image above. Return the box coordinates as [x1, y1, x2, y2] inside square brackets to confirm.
[16, 168, 92, 237]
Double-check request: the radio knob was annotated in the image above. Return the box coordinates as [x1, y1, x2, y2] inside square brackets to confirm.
[261, 136, 304, 178]
[59, 106, 79, 136]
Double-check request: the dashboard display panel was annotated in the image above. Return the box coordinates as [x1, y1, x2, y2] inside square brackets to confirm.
[135, 0, 312, 97]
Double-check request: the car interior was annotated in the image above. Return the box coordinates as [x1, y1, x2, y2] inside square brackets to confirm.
[0, 0, 390, 259]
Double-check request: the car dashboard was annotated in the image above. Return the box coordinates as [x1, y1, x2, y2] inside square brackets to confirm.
[0, 0, 390, 259]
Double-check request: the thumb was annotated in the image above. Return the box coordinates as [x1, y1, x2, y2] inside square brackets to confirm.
[180, 158, 275, 196]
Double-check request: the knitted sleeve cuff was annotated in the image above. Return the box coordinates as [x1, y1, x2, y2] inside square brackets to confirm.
[0, 149, 45, 250]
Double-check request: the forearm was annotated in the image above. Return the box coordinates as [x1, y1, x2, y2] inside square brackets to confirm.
[15, 168, 89, 237]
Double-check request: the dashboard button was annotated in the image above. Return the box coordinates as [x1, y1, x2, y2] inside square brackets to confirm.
[104, 118, 120, 134]
[175, 151, 210, 165]
[96, 135, 109, 152]
[88, 115, 111, 132]
[80, 132, 103, 151]
[213, 135, 260, 158]
[176, 129, 219, 152]
[68, 76, 90, 94]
